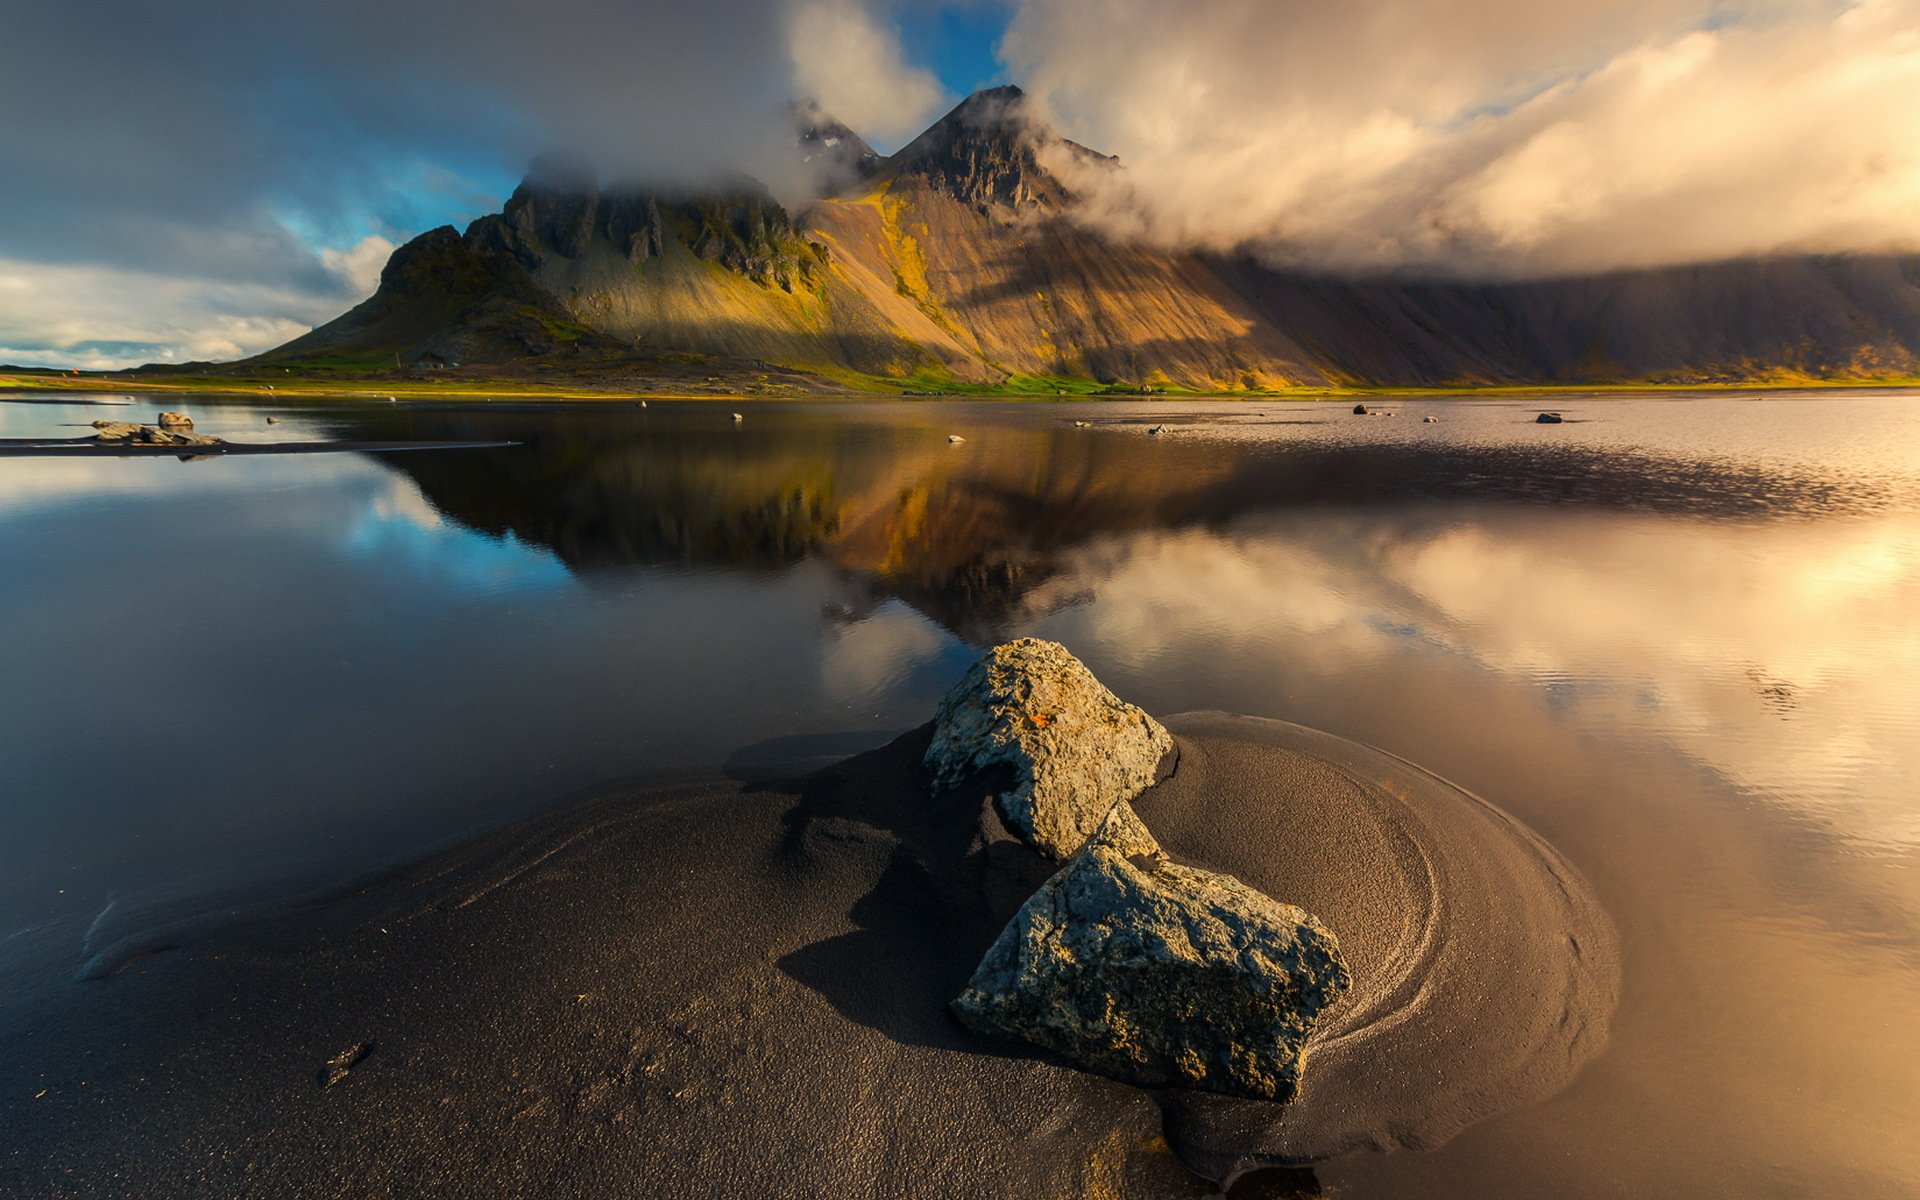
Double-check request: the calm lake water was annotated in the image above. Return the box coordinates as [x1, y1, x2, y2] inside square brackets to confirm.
[4, 391, 1919, 1197]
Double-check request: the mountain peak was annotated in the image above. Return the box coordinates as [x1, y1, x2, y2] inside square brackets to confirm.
[790, 100, 881, 194]
[881, 85, 1105, 214]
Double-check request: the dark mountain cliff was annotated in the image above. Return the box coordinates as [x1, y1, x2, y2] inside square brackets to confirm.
[260, 88, 1920, 388]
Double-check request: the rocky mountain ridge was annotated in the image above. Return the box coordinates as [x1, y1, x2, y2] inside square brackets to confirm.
[260, 87, 1920, 389]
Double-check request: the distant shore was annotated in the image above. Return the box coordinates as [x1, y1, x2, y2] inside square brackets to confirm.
[5, 367, 1918, 404]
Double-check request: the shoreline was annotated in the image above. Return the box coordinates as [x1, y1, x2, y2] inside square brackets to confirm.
[5, 368, 1918, 404]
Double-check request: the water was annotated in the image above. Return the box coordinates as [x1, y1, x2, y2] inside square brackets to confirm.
[3, 391, 1918, 1196]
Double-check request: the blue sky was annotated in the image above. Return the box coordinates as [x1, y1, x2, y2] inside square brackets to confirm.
[900, 4, 1012, 99]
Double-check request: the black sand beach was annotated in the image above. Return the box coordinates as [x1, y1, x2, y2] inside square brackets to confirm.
[0, 715, 1616, 1198]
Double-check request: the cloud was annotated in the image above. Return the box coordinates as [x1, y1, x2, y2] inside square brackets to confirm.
[788, 0, 951, 148]
[1006, 0, 1920, 276]
[0, 238, 392, 369]
[10, 0, 1918, 366]
[0, 0, 942, 367]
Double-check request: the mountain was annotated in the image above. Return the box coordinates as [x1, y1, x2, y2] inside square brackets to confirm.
[259, 88, 1920, 389]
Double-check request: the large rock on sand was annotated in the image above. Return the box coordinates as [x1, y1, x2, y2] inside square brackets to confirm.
[924, 639, 1170, 859]
[953, 809, 1352, 1103]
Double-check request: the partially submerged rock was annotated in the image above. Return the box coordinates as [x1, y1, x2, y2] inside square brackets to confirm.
[91, 420, 224, 448]
[1536, 411, 1565, 424]
[953, 810, 1351, 1103]
[155, 411, 194, 429]
[924, 639, 1170, 859]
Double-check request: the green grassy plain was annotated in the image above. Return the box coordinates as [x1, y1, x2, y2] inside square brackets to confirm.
[5, 365, 1918, 403]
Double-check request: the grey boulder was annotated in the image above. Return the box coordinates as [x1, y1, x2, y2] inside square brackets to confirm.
[924, 639, 1169, 860]
[953, 812, 1351, 1103]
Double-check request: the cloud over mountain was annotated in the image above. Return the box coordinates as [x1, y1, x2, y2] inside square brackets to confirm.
[1007, 0, 1920, 276]
[0, 0, 941, 366]
[4, 0, 1916, 367]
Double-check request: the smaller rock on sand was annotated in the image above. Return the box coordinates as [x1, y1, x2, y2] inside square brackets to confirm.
[924, 638, 1169, 859]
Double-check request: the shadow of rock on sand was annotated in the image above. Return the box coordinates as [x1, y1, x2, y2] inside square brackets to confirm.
[775, 853, 1014, 1053]
[721, 730, 909, 786]
[771, 724, 1065, 1053]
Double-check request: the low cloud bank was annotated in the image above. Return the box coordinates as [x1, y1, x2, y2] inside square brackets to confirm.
[1008, 0, 1920, 277]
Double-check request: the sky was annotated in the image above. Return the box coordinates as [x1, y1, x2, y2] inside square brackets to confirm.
[2, 0, 1915, 370]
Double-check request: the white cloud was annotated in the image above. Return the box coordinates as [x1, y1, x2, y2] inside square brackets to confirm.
[319, 235, 397, 298]
[0, 234, 391, 370]
[787, 0, 950, 148]
[1007, 0, 1920, 275]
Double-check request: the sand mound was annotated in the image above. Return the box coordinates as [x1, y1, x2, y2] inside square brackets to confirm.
[1142, 714, 1620, 1177]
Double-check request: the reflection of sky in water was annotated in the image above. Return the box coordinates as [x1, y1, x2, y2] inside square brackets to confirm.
[342, 486, 571, 596]
[1020, 511, 1920, 853]
[0, 442, 963, 940]
[5, 391, 1919, 932]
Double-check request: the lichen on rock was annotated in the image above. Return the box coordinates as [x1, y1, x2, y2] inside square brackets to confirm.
[952, 823, 1351, 1103]
[924, 638, 1171, 860]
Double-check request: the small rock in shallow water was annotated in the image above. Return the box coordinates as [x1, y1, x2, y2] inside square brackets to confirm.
[953, 814, 1350, 1103]
[925, 639, 1170, 860]
[1536, 411, 1564, 424]
[1351, 403, 1368, 415]
[155, 411, 193, 429]
[90, 420, 223, 447]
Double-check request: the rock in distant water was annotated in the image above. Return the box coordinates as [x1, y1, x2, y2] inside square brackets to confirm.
[1536, 411, 1564, 424]
[90, 420, 223, 447]
[155, 411, 193, 428]
[1352, 403, 1369, 415]
[924, 639, 1170, 859]
[953, 810, 1350, 1102]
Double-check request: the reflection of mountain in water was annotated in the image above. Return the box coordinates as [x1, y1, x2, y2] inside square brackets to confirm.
[372, 407, 1892, 642]
[394, 417, 845, 571]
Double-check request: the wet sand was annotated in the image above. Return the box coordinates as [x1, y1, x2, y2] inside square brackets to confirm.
[0, 717, 1615, 1197]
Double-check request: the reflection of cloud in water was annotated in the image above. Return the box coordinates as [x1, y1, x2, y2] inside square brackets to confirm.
[1028, 509, 1920, 851]
[344, 476, 571, 597]
[818, 598, 955, 701]
[0, 450, 369, 517]
[0, 442, 573, 598]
